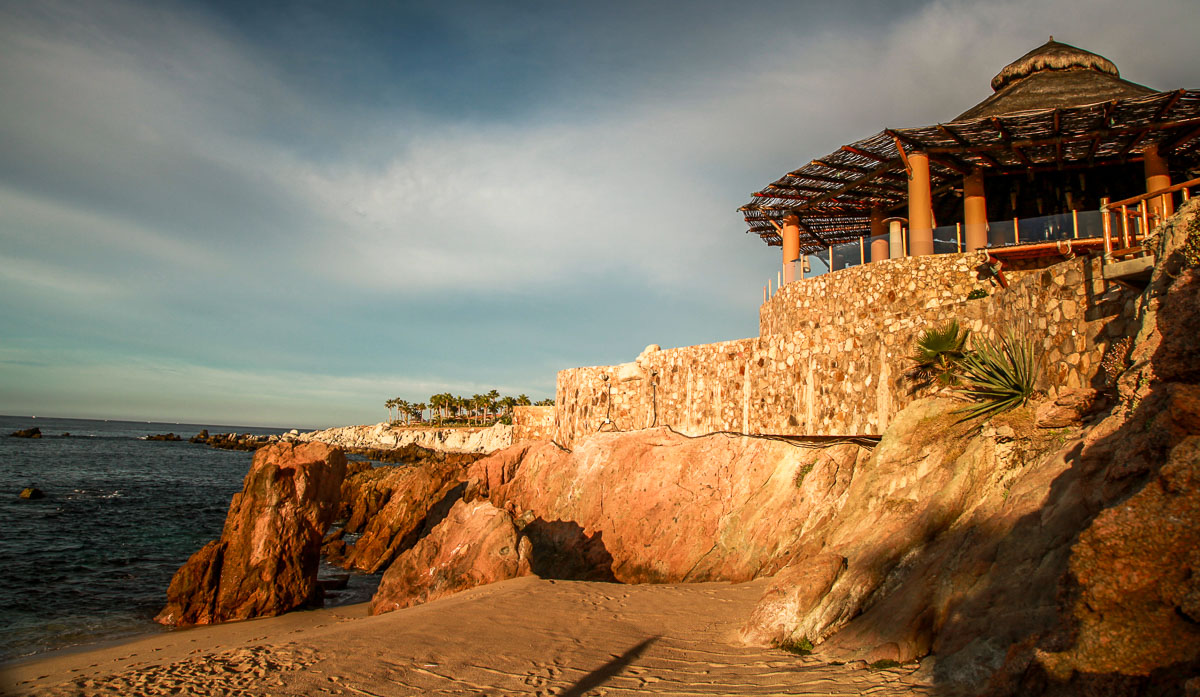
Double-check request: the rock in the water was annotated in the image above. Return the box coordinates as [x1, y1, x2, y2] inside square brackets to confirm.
[19, 487, 45, 500]
[189, 429, 210, 444]
[145, 433, 182, 441]
[369, 499, 531, 615]
[10, 427, 41, 438]
[155, 442, 347, 627]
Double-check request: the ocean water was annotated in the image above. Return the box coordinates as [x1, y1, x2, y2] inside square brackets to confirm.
[0, 415, 378, 664]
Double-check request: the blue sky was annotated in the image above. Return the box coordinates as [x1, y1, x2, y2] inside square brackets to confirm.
[1, 0, 1196, 428]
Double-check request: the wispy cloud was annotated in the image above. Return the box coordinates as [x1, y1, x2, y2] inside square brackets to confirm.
[0, 0, 1195, 425]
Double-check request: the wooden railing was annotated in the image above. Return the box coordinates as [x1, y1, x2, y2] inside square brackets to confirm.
[1102, 177, 1200, 260]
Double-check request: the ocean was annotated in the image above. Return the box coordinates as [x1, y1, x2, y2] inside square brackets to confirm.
[0, 415, 378, 664]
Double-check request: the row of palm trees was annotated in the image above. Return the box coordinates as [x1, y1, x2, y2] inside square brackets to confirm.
[384, 391, 554, 426]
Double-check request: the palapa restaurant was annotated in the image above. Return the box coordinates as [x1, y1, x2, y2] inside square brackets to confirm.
[741, 39, 1200, 293]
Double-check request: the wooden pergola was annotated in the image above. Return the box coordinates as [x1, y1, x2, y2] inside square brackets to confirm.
[741, 88, 1200, 252]
[741, 40, 1200, 271]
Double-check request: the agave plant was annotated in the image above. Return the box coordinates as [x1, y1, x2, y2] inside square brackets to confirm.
[955, 329, 1040, 419]
[907, 320, 971, 389]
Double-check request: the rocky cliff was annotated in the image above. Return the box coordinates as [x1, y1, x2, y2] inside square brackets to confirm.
[296, 422, 512, 454]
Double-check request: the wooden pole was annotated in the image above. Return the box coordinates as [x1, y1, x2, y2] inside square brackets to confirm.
[1121, 205, 1131, 248]
[955, 223, 962, 252]
[1101, 196, 1112, 257]
[828, 245, 834, 272]
[859, 236, 865, 265]
[1072, 209, 1079, 238]
[1013, 217, 1020, 244]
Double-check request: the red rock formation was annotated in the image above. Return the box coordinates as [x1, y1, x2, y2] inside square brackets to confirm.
[467, 430, 866, 583]
[369, 499, 531, 615]
[155, 442, 346, 627]
[340, 459, 471, 573]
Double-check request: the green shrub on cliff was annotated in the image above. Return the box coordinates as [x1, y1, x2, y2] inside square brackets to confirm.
[906, 320, 971, 389]
[955, 329, 1040, 419]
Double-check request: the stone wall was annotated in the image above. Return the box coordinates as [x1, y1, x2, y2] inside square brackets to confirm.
[512, 406, 555, 442]
[554, 253, 1138, 448]
[760, 251, 1051, 337]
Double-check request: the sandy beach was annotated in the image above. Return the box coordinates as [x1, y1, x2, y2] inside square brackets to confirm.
[1, 577, 931, 697]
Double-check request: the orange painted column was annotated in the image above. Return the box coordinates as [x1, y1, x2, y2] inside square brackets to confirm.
[907, 151, 934, 256]
[869, 206, 888, 262]
[781, 213, 801, 285]
[963, 168, 988, 251]
[1143, 144, 1174, 219]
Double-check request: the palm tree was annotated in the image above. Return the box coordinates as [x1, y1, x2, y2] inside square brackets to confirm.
[907, 320, 971, 389]
[516, 394, 531, 407]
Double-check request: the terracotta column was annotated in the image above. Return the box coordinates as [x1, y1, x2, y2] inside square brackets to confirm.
[963, 168, 988, 251]
[781, 213, 801, 285]
[907, 151, 934, 256]
[869, 206, 888, 262]
[1143, 144, 1174, 219]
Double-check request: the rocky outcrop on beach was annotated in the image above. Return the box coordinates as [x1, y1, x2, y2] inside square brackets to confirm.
[333, 457, 473, 574]
[155, 442, 347, 627]
[297, 422, 512, 454]
[465, 432, 865, 583]
[369, 499, 532, 615]
[9, 427, 41, 438]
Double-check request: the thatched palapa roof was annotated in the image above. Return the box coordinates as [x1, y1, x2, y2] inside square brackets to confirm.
[741, 40, 1200, 252]
[958, 39, 1157, 120]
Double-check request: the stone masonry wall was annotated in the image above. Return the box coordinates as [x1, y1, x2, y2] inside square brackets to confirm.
[513, 406, 555, 442]
[760, 251, 1050, 337]
[554, 253, 1137, 449]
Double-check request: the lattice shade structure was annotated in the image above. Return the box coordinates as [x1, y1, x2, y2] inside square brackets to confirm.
[741, 40, 1200, 252]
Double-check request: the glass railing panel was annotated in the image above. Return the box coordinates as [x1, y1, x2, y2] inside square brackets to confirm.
[1075, 210, 1103, 239]
[988, 220, 1016, 247]
[932, 224, 961, 255]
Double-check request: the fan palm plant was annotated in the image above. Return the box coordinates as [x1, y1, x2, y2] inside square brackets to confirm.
[907, 320, 971, 389]
[955, 329, 1040, 419]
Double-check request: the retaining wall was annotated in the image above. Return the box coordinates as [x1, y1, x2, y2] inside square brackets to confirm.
[513, 406, 555, 442]
[553, 253, 1137, 448]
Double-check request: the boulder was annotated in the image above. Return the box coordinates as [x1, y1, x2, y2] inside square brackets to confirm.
[155, 442, 346, 627]
[189, 429, 210, 444]
[18, 487, 45, 500]
[1035, 389, 1105, 428]
[10, 427, 41, 438]
[369, 499, 531, 615]
[739, 553, 847, 646]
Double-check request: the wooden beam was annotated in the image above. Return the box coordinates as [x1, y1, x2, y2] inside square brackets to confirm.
[790, 159, 903, 213]
[1116, 128, 1151, 157]
[927, 116, 1200, 157]
[937, 124, 1001, 167]
[1161, 124, 1200, 153]
[1154, 89, 1184, 120]
[842, 144, 891, 164]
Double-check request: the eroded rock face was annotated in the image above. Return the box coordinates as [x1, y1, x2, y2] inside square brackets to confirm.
[466, 430, 867, 584]
[1038, 436, 1200, 680]
[368, 499, 531, 615]
[155, 442, 346, 627]
[338, 459, 470, 573]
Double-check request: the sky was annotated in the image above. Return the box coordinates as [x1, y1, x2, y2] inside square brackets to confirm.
[1, 0, 1196, 428]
